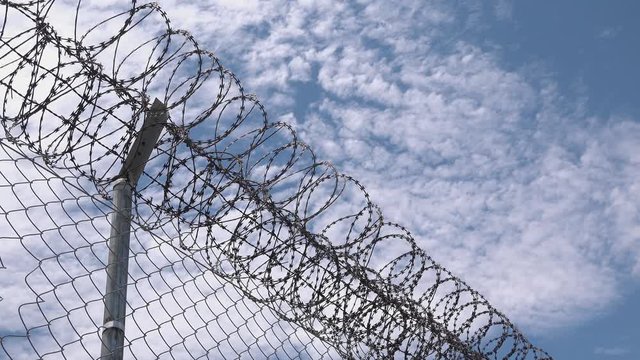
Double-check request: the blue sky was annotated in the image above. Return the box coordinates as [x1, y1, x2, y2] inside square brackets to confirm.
[489, 4, 640, 358]
[489, 3, 640, 358]
[1, 0, 639, 358]
[480, 1, 640, 120]
[157, 0, 639, 358]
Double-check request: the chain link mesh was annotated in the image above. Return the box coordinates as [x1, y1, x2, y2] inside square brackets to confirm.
[1, 0, 552, 358]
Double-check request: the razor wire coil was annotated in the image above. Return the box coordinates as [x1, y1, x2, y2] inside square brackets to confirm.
[0, 1, 553, 359]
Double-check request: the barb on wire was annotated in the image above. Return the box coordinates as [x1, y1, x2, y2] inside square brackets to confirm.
[0, 0, 553, 359]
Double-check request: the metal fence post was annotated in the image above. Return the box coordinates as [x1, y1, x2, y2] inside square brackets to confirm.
[100, 99, 167, 359]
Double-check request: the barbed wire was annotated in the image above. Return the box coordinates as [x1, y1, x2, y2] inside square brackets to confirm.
[0, 0, 553, 358]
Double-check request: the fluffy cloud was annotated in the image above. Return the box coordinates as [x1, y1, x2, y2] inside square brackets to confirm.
[154, 0, 640, 333]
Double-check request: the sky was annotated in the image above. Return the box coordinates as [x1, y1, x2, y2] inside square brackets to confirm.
[147, 0, 639, 358]
[1, 0, 639, 359]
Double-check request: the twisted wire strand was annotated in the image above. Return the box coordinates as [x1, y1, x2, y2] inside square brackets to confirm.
[1, 1, 553, 359]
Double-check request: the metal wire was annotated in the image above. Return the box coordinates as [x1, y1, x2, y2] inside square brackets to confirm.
[0, 0, 553, 358]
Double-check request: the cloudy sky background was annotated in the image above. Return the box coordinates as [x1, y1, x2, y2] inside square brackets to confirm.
[145, 0, 639, 358]
[2, 0, 639, 358]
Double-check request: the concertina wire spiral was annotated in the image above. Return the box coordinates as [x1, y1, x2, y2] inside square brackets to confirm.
[0, 0, 552, 359]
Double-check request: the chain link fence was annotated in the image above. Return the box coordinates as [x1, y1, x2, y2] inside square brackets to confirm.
[1, 1, 552, 358]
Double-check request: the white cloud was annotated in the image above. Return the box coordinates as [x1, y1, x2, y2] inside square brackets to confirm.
[154, 0, 640, 334]
[494, 0, 514, 21]
[594, 346, 630, 356]
[597, 26, 622, 40]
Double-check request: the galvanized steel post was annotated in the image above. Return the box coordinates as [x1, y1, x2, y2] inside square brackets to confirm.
[100, 99, 167, 359]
